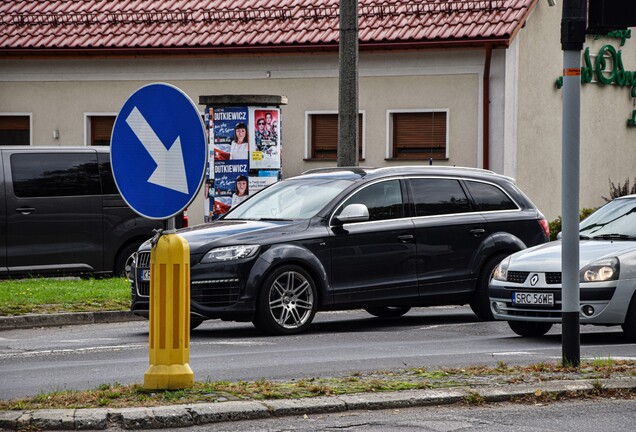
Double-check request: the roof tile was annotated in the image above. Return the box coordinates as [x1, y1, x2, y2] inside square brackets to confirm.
[0, 0, 538, 54]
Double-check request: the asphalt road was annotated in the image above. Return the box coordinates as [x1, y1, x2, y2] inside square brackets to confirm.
[1, 306, 635, 400]
[151, 398, 636, 432]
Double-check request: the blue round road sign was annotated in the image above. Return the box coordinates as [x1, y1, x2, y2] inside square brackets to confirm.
[111, 83, 207, 219]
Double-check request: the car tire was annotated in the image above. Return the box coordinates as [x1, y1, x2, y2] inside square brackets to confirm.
[621, 295, 636, 342]
[469, 253, 508, 321]
[364, 306, 411, 318]
[508, 320, 553, 337]
[253, 265, 318, 335]
[114, 243, 141, 277]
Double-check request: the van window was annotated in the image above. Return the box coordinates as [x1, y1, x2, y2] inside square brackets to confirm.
[11, 153, 100, 198]
[465, 180, 518, 211]
[98, 153, 119, 195]
[410, 178, 470, 216]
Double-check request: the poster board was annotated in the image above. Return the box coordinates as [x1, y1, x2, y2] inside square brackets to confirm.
[204, 106, 282, 221]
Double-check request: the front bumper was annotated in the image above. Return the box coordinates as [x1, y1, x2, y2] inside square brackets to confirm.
[130, 250, 257, 322]
[488, 270, 631, 325]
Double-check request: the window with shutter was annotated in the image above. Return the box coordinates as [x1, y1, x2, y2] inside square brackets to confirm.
[90, 116, 116, 146]
[0, 115, 30, 146]
[392, 111, 447, 160]
[309, 113, 363, 160]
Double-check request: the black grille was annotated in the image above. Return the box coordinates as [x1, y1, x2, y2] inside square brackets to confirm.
[191, 280, 240, 308]
[135, 251, 151, 297]
[545, 272, 561, 284]
[507, 271, 529, 283]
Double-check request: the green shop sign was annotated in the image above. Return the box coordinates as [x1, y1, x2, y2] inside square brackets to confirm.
[555, 30, 636, 127]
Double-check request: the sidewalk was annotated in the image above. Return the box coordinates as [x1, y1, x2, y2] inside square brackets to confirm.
[1, 376, 634, 430]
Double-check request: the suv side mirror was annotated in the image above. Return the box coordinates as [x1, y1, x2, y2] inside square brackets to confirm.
[333, 204, 369, 225]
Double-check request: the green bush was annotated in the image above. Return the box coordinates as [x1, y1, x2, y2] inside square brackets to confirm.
[602, 178, 636, 203]
[548, 207, 597, 241]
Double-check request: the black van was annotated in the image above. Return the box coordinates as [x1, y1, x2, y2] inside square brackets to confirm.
[0, 146, 164, 278]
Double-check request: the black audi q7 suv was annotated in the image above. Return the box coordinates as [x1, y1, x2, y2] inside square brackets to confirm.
[131, 166, 549, 334]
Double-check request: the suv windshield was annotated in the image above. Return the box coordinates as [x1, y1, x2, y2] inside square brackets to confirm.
[580, 198, 636, 239]
[223, 178, 353, 221]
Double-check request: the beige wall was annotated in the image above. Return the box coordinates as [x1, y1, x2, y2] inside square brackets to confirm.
[0, 51, 482, 225]
[516, 2, 636, 220]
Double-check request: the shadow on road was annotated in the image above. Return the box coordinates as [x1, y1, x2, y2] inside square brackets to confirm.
[190, 308, 482, 339]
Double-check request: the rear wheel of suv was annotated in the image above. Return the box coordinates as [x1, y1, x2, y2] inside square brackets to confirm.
[508, 320, 553, 337]
[364, 306, 411, 318]
[253, 265, 318, 335]
[470, 253, 508, 321]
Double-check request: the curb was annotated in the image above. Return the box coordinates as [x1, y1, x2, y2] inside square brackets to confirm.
[0, 311, 143, 330]
[0, 377, 634, 430]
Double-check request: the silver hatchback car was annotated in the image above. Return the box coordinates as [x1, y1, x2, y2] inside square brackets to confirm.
[489, 195, 636, 341]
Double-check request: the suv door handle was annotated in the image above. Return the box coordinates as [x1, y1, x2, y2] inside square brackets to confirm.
[398, 234, 414, 243]
[470, 228, 486, 237]
[16, 207, 35, 215]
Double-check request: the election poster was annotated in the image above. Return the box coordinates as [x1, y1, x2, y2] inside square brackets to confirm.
[205, 105, 282, 221]
[250, 108, 281, 170]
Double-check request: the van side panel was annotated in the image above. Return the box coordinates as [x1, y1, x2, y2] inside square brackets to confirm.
[0, 151, 7, 275]
[3, 149, 103, 275]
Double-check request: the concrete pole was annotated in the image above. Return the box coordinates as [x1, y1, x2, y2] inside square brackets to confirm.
[561, 0, 587, 368]
[337, 0, 359, 167]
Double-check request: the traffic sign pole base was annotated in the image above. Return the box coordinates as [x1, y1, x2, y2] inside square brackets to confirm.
[144, 364, 194, 390]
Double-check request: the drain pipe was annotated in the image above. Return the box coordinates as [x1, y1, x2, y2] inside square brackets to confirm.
[483, 43, 492, 170]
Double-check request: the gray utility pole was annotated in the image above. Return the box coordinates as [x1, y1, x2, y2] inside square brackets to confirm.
[560, 0, 587, 367]
[337, 0, 359, 167]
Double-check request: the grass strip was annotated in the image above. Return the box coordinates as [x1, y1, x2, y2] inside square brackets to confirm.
[0, 277, 130, 316]
[1, 360, 634, 411]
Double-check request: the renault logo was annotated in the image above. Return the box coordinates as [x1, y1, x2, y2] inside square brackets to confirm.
[530, 274, 539, 286]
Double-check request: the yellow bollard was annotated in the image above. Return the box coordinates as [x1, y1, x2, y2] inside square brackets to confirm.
[143, 233, 194, 389]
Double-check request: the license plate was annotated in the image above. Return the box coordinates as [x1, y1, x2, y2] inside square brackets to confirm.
[512, 292, 554, 306]
[139, 269, 150, 282]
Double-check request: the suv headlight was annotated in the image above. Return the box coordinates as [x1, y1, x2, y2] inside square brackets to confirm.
[492, 256, 511, 281]
[201, 245, 260, 263]
[580, 257, 619, 282]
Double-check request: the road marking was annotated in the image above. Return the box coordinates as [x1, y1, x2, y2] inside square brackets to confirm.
[0, 340, 275, 359]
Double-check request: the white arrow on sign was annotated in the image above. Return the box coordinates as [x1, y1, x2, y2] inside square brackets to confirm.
[125, 107, 189, 195]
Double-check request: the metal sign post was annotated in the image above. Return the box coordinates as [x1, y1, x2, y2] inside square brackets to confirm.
[111, 83, 207, 389]
[560, 0, 587, 368]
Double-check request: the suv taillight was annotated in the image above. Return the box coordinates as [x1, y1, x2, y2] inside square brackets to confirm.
[182, 210, 189, 228]
[538, 217, 550, 240]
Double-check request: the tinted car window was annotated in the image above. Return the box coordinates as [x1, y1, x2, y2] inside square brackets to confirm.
[98, 153, 119, 195]
[11, 153, 100, 198]
[465, 180, 518, 211]
[338, 179, 404, 221]
[410, 178, 470, 216]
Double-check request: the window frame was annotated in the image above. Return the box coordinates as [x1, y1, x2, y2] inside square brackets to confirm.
[386, 109, 449, 160]
[304, 110, 365, 161]
[85, 113, 117, 147]
[0, 113, 32, 146]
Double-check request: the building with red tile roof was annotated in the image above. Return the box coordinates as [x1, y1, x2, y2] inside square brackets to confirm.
[1, 0, 635, 223]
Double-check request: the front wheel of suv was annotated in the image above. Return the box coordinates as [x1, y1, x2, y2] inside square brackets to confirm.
[470, 253, 508, 321]
[253, 265, 318, 335]
[508, 320, 553, 337]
